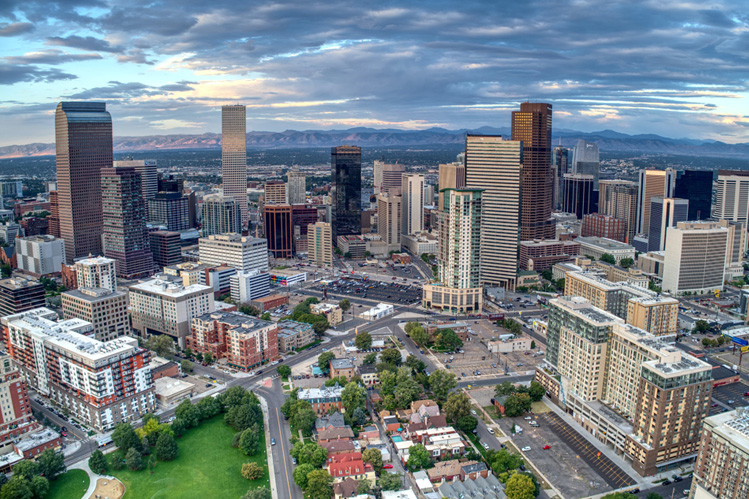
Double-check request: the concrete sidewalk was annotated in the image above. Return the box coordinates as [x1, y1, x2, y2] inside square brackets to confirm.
[257, 395, 278, 499]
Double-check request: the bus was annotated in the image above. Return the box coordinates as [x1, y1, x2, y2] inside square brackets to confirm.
[97, 435, 113, 447]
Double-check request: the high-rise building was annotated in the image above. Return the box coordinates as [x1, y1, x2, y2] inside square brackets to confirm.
[101, 167, 154, 279]
[374, 161, 404, 195]
[74, 256, 117, 292]
[198, 233, 269, 272]
[464, 134, 523, 289]
[423, 184, 435, 207]
[512, 102, 555, 241]
[1, 308, 155, 431]
[291, 204, 318, 253]
[201, 195, 241, 237]
[0, 353, 36, 452]
[581, 214, 625, 242]
[647, 197, 689, 252]
[264, 181, 287, 204]
[149, 230, 182, 269]
[229, 270, 270, 304]
[401, 174, 424, 237]
[15, 235, 65, 277]
[636, 168, 675, 235]
[599, 180, 638, 243]
[0, 276, 45, 317]
[552, 146, 570, 209]
[331, 146, 362, 242]
[221, 105, 248, 228]
[376, 194, 402, 251]
[287, 170, 306, 205]
[422, 188, 483, 313]
[61, 287, 129, 341]
[714, 170, 749, 225]
[691, 409, 749, 499]
[572, 140, 600, 189]
[662, 221, 730, 295]
[437, 161, 465, 211]
[263, 204, 293, 258]
[674, 170, 712, 221]
[148, 192, 190, 231]
[113, 159, 158, 215]
[561, 174, 597, 218]
[307, 222, 332, 267]
[48, 191, 60, 238]
[55, 102, 112, 263]
[720, 219, 748, 280]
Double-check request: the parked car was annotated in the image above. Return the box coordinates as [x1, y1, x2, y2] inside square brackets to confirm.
[481, 442, 490, 450]
[471, 409, 477, 416]
[662, 480, 671, 486]
[271, 438, 276, 446]
[383, 464, 393, 469]
[488, 428, 495, 434]
[521, 446, 531, 451]
[543, 445, 551, 450]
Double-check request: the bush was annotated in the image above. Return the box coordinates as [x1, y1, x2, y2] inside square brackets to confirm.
[241, 462, 264, 480]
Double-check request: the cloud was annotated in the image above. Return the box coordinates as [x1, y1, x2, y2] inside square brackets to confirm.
[4, 49, 102, 65]
[0, 64, 76, 85]
[0, 22, 35, 36]
[46, 35, 124, 53]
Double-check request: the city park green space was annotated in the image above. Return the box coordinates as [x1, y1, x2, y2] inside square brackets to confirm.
[47, 469, 90, 499]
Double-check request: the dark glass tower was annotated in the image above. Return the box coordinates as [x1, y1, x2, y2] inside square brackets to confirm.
[331, 145, 362, 243]
[674, 170, 713, 221]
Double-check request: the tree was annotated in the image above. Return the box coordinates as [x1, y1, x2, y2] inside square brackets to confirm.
[528, 381, 545, 402]
[197, 396, 223, 420]
[702, 338, 713, 348]
[176, 400, 201, 428]
[239, 425, 261, 456]
[599, 253, 617, 265]
[362, 447, 383, 474]
[362, 352, 378, 365]
[354, 331, 372, 350]
[504, 393, 532, 418]
[456, 415, 478, 433]
[404, 322, 418, 335]
[339, 299, 351, 313]
[112, 423, 141, 454]
[204, 352, 214, 364]
[291, 402, 317, 437]
[357, 479, 371, 495]
[351, 407, 367, 427]
[225, 404, 262, 432]
[171, 418, 188, 437]
[241, 488, 272, 499]
[293, 442, 328, 468]
[392, 366, 422, 408]
[155, 432, 178, 461]
[37, 449, 65, 480]
[341, 382, 367, 414]
[184, 347, 193, 358]
[293, 463, 314, 489]
[380, 348, 402, 366]
[277, 365, 291, 378]
[411, 326, 430, 347]
[530, 340, 536, 350]
[318, 351, 336, 372]
[241, 462, 264, 480]
[30, 476, 49, 499]
[239, 305, 260, 317]
[501, 319, 522, 336]
[693, 320, 710, 333]
[406, 444, 431, 471]
[444, 392, 472, 423]
[646, 494, 664, 499]
[305, 469, 333, 499]
[88, 450, 108, 475]
[405, 355, 426, 374]
[619, 257, 634, 269]
[195, 352, 203, 362]
[0, 476, 32, 499]
[379, 471, 402, 490]
[429, 370, 457, 402]
[220, 385, 257, 409]
[435, 328, 463, 351]
[181, 360, 193, 373]
[260, 312, 271, 321]
[11, 461, 39, 480]
[145, 335, 174, 358]
[148, 455, 156, 474]
[126, 447, 144, 471]
[602, 494, 635, 499]
[505, 472, 536, 499]
[334, 247, 343, 256]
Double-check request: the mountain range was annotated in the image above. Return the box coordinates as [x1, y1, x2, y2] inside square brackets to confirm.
[2, 127, 749, 158]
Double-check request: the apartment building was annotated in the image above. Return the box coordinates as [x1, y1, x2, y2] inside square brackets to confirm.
[0, 277, 45, 318]
[74, 257, 117, 292]
[0, 353, 37, 452]
[198, 233, 269, 273]
[277, 320, 315, 353]
[298, 384, 344, 416]
[311, 302, 343, 326]
[2, 308, 155, 431]
[662, 221, 730, 295]
[626, 296, 679, 337]
[714, 170, 749, 224]
[61, 287, 129, 341]
[307, 222, 332, 267]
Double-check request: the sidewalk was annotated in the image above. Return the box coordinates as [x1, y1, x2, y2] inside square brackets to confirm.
[68, 459, 121, 499]
[256, 396, 278, 498]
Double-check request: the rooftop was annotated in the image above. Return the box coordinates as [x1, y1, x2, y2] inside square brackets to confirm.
[553, 297, 622, 326]
[64, 287, 125, 301]
[706, 408, 749, 453]
[330, 358, 355, 370]
[14, 428, 60, 452]
[130, 276, 212, 297]
[75, 256, 115, 267]
[576, 236, 634, 251]
[298, 384, 344, 400]
[0, 276, 43, 290]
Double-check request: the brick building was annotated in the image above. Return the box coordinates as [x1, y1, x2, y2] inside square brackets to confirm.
[581, 213, 625, 242]
[298, 384, 344, 416]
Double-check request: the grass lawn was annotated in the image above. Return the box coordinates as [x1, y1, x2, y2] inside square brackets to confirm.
[47, 469, 90, 499]
[109, 415, 268, 499]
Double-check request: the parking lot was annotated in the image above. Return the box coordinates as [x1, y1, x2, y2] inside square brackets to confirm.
[496, 411, 635, 498]
[712, 382, 749, 409]
[313, 278, 422, 306]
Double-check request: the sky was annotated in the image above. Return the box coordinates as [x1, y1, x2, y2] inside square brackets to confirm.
[1, 0, 749, 146]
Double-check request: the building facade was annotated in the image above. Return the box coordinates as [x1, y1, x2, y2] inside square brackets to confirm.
[662, 221, 730, 295]
[636, 168, 675, 236]
[287, 170, 306, 205]
[148, 192, 190, 231]
[149, 231, 182, 269]
[113, 159, 158, 215]
[714, 170, 749, 224]
[331, 146, 362, 242]
[61, 287, 130, 341]
[15, 235, 65, 277]
[198, 234, 269, 273]
[0, 354, 36, 452]
[75, 257, 117, 292]
[0, 277, 45, 318]
[581, 214, 625, 242]
[674, 170, 712, 221]
[401, 174, 424, 236]
[377, 194, 402, 251]
[229, 270, 270, 304]
[222, 105, 248, 227]
[307, 222, 332, 266]
[648, 197, 689, 252]
[562, 173, 597, 219]
[201, 194, 241, 237]
[263, 204, 293, 258]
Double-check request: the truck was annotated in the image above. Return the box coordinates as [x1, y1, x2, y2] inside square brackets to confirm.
[486, 313, 505, 321]
[97, 435, 113, 447]
[499, 334, 514, 341]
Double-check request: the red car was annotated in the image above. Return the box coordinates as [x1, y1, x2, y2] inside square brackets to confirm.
[383, 464, 393, 469]
[744, 392, 749, 396]
[542, 445, 551, 450]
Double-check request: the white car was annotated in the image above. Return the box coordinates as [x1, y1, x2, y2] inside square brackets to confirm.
[524, 416, 532, 420]
[481, 442, 490, 450]
[521, 446, 531, 452]
[471, 409, 477, 416]
[488, 428, 495, 435]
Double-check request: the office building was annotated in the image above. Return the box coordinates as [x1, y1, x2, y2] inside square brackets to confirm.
[422, 189, 483, 313]
[48, 191, 60, 238]
[464, 134, 523, 288]
[287, 170, 306, 205]
[15, 235, 65, 277]
[0, 181, 22, 199]
[55, 102, 111, 263]
[636, 168, 675, 235]
[149, 231, 182, 269]
[229, 270, 270, 304]
[0, 222, 21, 246]
[599, 180, 638, 243]
[519, 239, 580, 271]
[691, 409, 749, 499]
[674, 170, 712, 221]
[374, 161, 405, 195]
[187, 311, 278, 372]
[75, 256, 117, 292]
[552, 146, 570, 209]
[101, 167, 154, 279]
[581, 214, 625, 242]
[0, 353, 36, 451]
[714, 170, 749, 224]
[201, 195, 241, 237]
[148, 192, 189, 231]
[377, 194, 402, 251]
[19, 217, 49, 237]
[0, 276, 45, 318]
[576, 236, 635, 263]
[512, 102, 555, 241]
[401, 174, 424, 237]
[437, 161, 465, 211]
[662, 221, 730, 295]
[263, 204, 293, 258]
[264, 181, 287, 204]
[424, 184, 435, 206]
[222, 105, 248, 227]
[331, 146, 362, 242]
[572, 140, 600, 189]
[61, 287, 129, 341]
[129, 276, 215, 347]
[647, 197, 689, 252]
[2, 308, 156, 431]
[308, 222, 332, 267]
[198, 233, 269, 272]
[721, 219, 747, 279]
[291, 204, 318, 253]
[562, 174, 597, 218]
[113, 159, 158, 215]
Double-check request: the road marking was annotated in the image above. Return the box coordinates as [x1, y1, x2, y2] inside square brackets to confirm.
[276, 407, 293, 496]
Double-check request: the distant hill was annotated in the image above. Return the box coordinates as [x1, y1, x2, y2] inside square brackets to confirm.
[2, 127, 749, 158]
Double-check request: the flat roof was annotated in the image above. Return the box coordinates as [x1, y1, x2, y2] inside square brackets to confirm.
[576, 236, 635, 251]
[705, 408, 749, 454]
[130, 277, 211, 297]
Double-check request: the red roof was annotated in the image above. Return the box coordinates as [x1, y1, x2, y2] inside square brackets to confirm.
[328, 451, 362, 465]
[328, 457, 373, 478]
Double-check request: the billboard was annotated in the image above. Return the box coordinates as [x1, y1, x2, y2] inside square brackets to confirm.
[727, 335, 749, 347]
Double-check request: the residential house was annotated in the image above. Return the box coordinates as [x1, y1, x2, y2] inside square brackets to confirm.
[359, 425, 379, 441]
[318, 427, 355, 443]
[409, 426, 458, 444]
[320, 440, 356, 456]
[316, 411, 346, 431]
[427, 459, 463, 483]
[364, 441, 391, 462]
[438, 474, 506, 499]
[461, 461, 490, 481]
[411, 399, 440, 413]
[410, 401, 441, 424]
[298, 384, 344, 416]
[358, 364, 379, 386]
[492, 396, 508, 416]
[406, 415, 448, 435]
[330, 358, 356, 381]
[333, 478, 359, 499]
[328, 452, 376, 486]
[382, 415, 401, 433]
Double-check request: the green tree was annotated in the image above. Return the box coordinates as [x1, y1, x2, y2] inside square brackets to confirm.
[339, 299, 351, 313]
[362, 352, 378, 365]
[646, 494, 664, 499]
[619, 257, 634, 269]
[112, 423, 141, 454]
[12, 461, 39, 480]
[239, 305, 260, 317]
[260, 312, 271, 321]
[351, 407, 367, 427]
[404, 322, 418, 334]
[405, 355, 426, 374]
[393, 366, 421, 408]
[362, 447, 383, 474]
[30, 475, 49, 499]
[318, 351, 336, 372]
[380, 348, 402, 366]
[239, 425, 261, 456]
[293, 463, 314, 489]
[410, 326, 430, 347]
[341, 382, 367, 414]
[148, 455, 156, 474]
[456, 415, 478, 433]
[379, 471, 402, 490]
[196, 396, 223, 420]
[0, 476, 32, 499]
[357, 479, 371, 495]
[495, 381, 517, 397]
[354, 331, 372, 350]
[501, 319, 522, 336]
[406, 444, 431, 471]
[444, 392, 472, 423]
[277, 365, 291, 378]
[180, 360, 193, 373]
[528, 381, 545, 402]
[241, 462, 264, 480]
[505, 472, 536, 499]
[241, 488, 272, 499]
[435, 328, 463, 351]
[293, 441, 328, 468]
[702, 338, 713, 348]
[184, 347, 193, 358]
[88, 450, 108, 475]
[126, 447, 144, 471]
[141, 437, 151, 456]
[601, 494, 635, 499]
[599, 253, 617, 265]
[530, 340, 536, 350]
[171, 418, 188, 437]
[145, 335, 174, 358]
[225, 404, 262, 432]
[429, 370, 457, 402]
[504, 393, 532, 417]
[291, 402, 318, 437]
[195, 352, 203, 362]
[220, 385, 257, 409]
[485, 448, 525, 474]
[36, 449, 65, 480]
[305, 469, 333, 499]
[693, 320, 710, 333]
[204, 352, 214, 364]
[155, 432, 178, 461]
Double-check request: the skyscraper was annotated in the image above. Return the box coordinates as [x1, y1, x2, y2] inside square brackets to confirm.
[263, 204, 293, 258]
[572, 140, 600, 189]
[101, 167, 154, 279]
[512, 102, 555, 241]
[374, 162, 404, 195]
[287, 170, 306, 205]
[552, 146, 570, 209]
[331, 145, 362, 242]
[55, 102, 112, 263]
[307, 222, 332, 267]
[662, 221, 730, 295]
[222, 105, 248, 228]
[201, 194, 241, 236]
[647, 197, 689, 252]
[674, 170, 713, 221]
[636, 168, 675, 235]
[437, 161, 465, 211]
[599, 180, 638, 243]
[401, 174, 424, 236]
[376, 193, 402, 251]
[264, 181, 287, 204]
[562, 174, 597, 219]
[465, 134, 522, 289]
[113, 159, 158, 215]
[714, 170, 749, 225]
